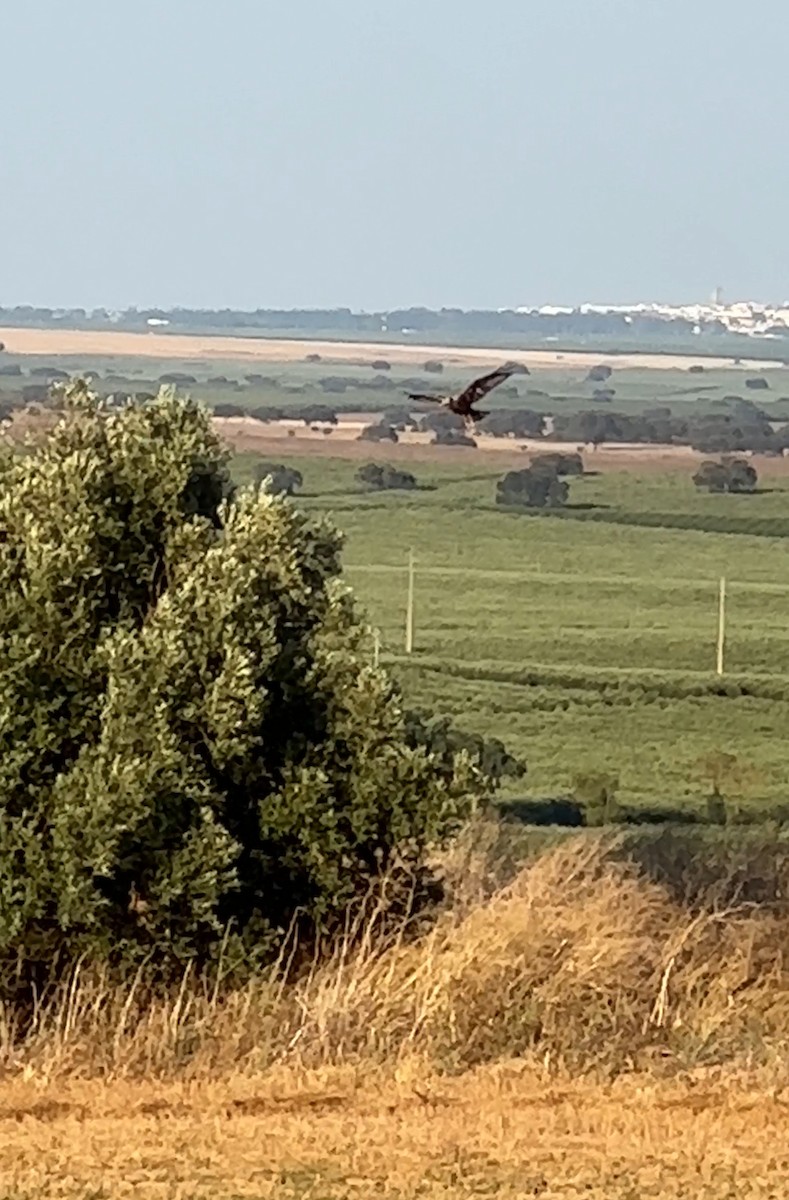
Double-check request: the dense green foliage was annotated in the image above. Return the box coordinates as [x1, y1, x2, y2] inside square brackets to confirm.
[0, 385, 492, 1002]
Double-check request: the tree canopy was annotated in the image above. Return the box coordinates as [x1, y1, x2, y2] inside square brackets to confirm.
[0, 383, 495, 1002]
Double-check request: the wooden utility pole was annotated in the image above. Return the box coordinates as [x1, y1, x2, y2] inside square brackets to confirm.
[716, 577, 726, 676]
[405, 548, 415, 654]
[372, 628, 381, 669]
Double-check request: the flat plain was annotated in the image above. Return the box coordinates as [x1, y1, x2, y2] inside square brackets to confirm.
[4, 332, 789, 813]
[4, 328, 789, 1197]
[3, 322, 788, 369]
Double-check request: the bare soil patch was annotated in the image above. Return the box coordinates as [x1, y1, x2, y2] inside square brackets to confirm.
[216, 415, 789, 476]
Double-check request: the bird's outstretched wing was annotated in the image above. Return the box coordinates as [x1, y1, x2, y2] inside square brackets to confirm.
[407, 392, 444, 404]
[454, 365, 523, 414]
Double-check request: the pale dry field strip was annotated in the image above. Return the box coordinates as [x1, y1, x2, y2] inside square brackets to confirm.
[0, 325, 779, 371]
[215, 415, 789, 476]
[2, 1067, 789, 1198]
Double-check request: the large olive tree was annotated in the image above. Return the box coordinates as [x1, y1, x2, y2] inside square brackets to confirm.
[0, 384, 488, 999]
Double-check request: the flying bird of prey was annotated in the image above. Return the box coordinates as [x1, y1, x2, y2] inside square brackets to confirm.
[407, 363, 526, 430]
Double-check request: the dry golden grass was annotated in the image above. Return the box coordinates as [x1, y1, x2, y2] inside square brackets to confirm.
[3, 1066, 789, 1198]
[4, 834, 789, 1196]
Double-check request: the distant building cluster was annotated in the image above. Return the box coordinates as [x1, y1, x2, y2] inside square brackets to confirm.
[515, 301, 789, 339]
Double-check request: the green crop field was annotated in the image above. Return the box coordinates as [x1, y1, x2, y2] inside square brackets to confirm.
[6, 344, 789, 817]
[233, 450, 789, 816]
[5, 345, 789, 419]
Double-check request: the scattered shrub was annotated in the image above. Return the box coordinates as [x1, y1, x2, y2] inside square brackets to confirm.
[212, 402, 246, 418]
[420, 410, 464, 434]
[433, 428, 477, 448]
[382, 406, 418, 431]
[159, 372, 197, 385]
[477, 409, 545, 438]
[250, 406, 285, 423]
[356, 463, 417, 490]
[423, 359, 444, 373]
[496, 466, 569, 509]
[529, 451, 584, 476]
[30, 366, 69, 381]
[693, 456, 758, 494]
[358, 422, 398, 443]
[244, 373, 279, 386]
[585, 364, 612, 383]
[293, 404, 338, 425]
[253, 461, 303, 495]
[365, 374, 396, 391]
[318, 377, 349, 394]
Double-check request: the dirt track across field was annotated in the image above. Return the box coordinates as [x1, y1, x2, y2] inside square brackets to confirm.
[0, 326, 781, 371]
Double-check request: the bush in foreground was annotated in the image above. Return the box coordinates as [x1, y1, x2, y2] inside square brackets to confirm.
[0, 382, 489, 1003]
[8, 834, 789, 1078]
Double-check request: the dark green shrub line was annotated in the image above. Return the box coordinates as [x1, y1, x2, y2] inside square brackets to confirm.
[497, 504, 789, 539]
[498, 795, 789, 831]
[395, 656, 789, 704]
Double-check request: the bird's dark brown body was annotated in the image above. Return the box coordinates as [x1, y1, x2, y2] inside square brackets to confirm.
[407, 363, 525, 429]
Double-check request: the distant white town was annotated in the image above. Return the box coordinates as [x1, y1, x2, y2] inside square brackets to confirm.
[516, 300, 789, 339]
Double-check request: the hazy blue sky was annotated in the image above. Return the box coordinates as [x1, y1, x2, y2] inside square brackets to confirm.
[2, 0, 787, 310]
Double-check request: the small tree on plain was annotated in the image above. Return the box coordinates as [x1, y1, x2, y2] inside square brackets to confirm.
[358, 422, 398, 443]
[585, 364, 612, 383]
[433, 428, 477, 448]
[356, 463, 417, 491]
[529, 451, 584, 476]
[693, 457, 758, 493]
[253, 461, 304, 495]
[496, 465, 569, 509]
[420, 410, 464, 434]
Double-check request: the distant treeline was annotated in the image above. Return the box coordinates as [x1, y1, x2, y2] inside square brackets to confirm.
[2, 304, 789, 351]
